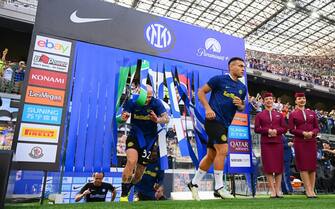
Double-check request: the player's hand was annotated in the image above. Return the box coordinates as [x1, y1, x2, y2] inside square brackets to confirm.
[205, 107, 216, 120]
[149, 110, 158, 123]
[233, 96, 243, 108]
[83, 189, 91, 196]
[288, 142, 294, 147]
[153, 183, 160, 191]
[2, 48, 8, 55]
[121, 112, 130, 121]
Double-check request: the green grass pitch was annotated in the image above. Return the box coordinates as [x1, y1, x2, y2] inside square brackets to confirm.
[5, 195, 335, 209]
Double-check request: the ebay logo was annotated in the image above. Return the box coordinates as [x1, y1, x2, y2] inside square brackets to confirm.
[34, 35, 72, 56]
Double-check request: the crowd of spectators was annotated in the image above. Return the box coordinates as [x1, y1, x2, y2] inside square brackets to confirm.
[246, 49, 335, 89]
[0, 48, 26, 94]
[248, 94, 335, 135]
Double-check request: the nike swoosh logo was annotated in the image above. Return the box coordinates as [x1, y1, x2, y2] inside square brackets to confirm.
[70, 10, 112, 23]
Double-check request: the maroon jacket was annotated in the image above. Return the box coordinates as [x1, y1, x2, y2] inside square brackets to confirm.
[254, 109, 287, 144]
[288, 108, 319, 141]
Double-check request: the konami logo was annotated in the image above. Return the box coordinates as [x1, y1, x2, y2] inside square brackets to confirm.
[34, 35, 72, 56]
[29, 68, 67, 89]
[31, 51, 69, 73]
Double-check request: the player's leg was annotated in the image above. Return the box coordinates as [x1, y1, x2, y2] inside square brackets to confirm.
[120, 136, 139, 201]
[188, 147, 216, 200]
[132, 164, 146, 184]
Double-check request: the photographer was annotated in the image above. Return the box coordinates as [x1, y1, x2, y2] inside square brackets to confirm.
[75, 172, 116, 202]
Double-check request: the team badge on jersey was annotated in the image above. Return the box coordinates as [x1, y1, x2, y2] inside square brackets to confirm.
[127, 142, 134, 147]
[239, 89, 243, 95]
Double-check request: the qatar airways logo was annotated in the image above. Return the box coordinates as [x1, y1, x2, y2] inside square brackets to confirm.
[197, 37, 228, 61]
[229, 139, 250, 153]
[145, 23, 174, 50]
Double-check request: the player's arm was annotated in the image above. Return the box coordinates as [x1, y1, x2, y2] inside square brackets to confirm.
[1, 48, 8, 61]
[120, 100, 132, 122]
[110, 187, 117, 201]
[149, 111, 169, 124]
[75, 185, 90, 202]
[198, 84, 215, 120]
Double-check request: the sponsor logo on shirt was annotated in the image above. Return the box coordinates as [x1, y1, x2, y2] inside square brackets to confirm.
[223, 91, 236, 99]
[133, 114, 151, 120]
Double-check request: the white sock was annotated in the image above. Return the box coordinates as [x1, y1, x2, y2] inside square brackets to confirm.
[191, 169, 207, 185]
[214, 170, 224, 190]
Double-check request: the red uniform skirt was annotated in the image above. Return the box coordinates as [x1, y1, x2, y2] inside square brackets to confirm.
[294, 140, 317, 171]
[261, 143, 284, 174]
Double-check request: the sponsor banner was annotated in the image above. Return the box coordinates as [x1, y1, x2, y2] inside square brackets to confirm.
[34, 0, 245, 70]
[14, 143, 57, 163]
[228, 125, 249, 140]
[229, 154, 251, 167]
[31, 51, 70, 73]
[34, 35, 72, 56]
[22, 104, 63, 125]
[231, 113, 248, 126]
[25, 86, 65, 107]
[18, 123, 60, 143]
[28, 68, 67, 89]
[229, 139, 250, 153]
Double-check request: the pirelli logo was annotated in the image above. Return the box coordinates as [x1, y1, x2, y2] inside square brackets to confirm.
[18, 123, 60, 143]
[22, 128, 58, 139]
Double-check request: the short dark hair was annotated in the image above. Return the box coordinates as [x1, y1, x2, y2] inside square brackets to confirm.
[93, 172, 104, 178]
[228, 57, 244, 66]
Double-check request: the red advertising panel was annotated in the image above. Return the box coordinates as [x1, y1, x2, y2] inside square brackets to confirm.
[29, 68, 67, 89]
